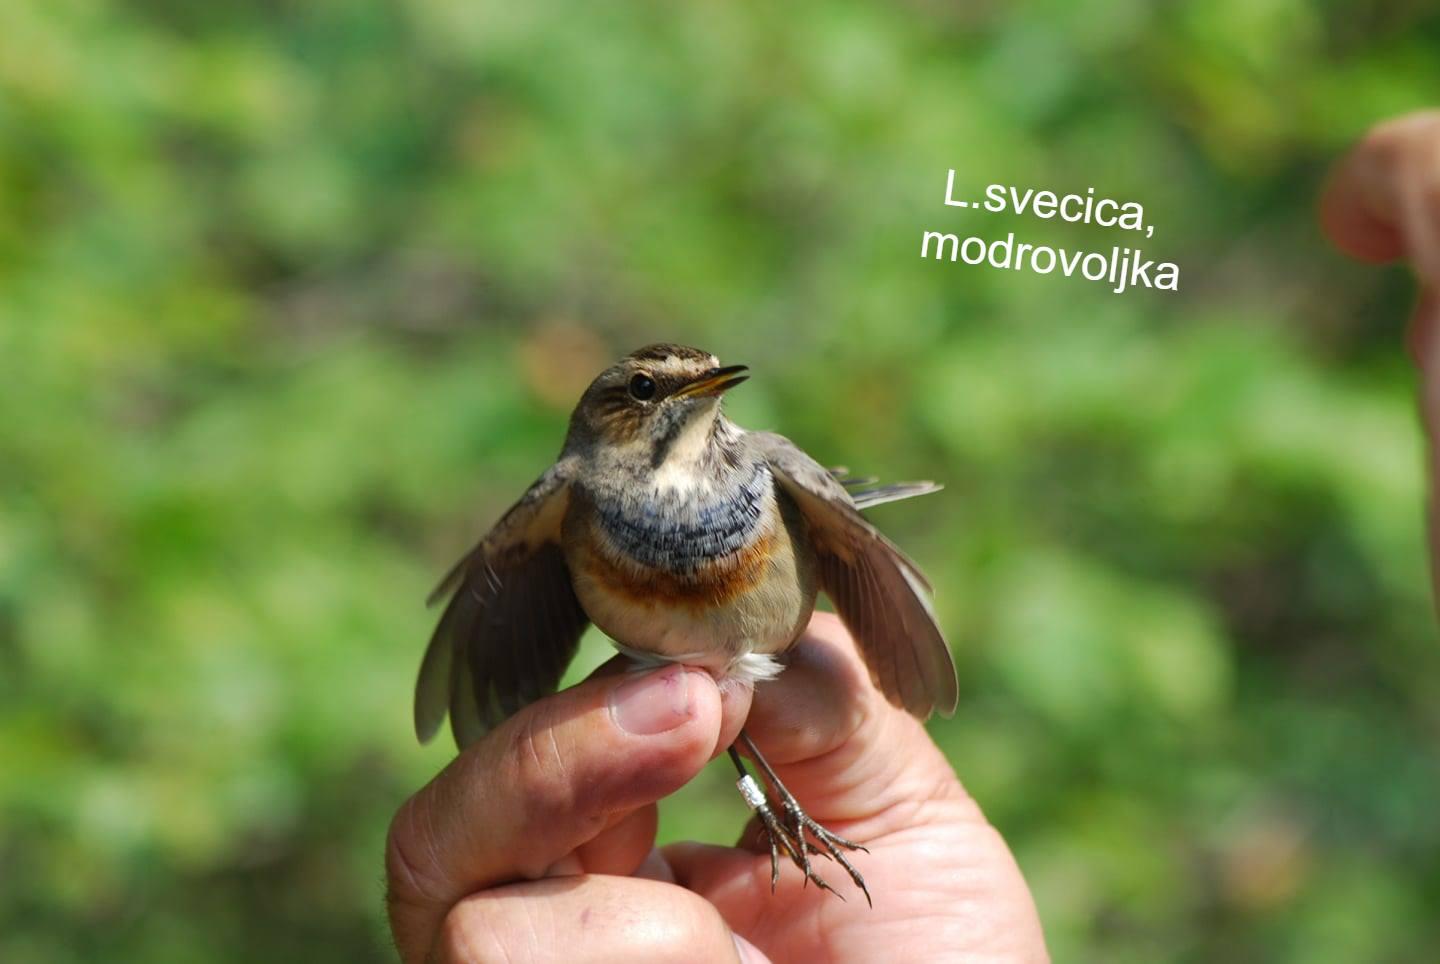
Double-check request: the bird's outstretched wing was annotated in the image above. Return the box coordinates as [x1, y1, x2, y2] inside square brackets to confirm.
[755, 432, 958, 719]
[415, 457, 589, 748]
[829, 466, 943, 510]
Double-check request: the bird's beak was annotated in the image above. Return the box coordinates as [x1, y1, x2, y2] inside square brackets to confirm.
[672, 364, 749, 399]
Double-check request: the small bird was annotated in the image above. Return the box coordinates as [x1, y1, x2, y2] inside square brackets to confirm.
[414, 343, 957, 901]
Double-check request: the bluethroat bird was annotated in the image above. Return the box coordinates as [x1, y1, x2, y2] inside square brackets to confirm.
[413, 343, 957, 902]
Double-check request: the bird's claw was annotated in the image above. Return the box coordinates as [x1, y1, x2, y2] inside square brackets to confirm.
[784, 800, 871, 907]
[737, 776, 869, 904]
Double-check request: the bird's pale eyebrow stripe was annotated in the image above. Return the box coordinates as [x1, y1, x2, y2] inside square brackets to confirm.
[627, 343, 712, 364]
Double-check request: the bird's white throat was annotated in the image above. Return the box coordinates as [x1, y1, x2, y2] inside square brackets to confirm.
[650, 404, 724, 493]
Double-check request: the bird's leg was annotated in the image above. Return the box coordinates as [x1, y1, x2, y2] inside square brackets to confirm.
[728, 746, 808, 892]
[733, 729, 871, 905]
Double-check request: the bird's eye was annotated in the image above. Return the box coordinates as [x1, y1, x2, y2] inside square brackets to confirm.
[628, 373, 657, 401]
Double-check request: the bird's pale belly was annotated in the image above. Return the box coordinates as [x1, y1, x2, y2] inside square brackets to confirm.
[562, 493, 819, 682]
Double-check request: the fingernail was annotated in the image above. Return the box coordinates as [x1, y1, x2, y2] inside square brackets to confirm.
[609, 665, 694, 735]
[732, 934, 764, 963]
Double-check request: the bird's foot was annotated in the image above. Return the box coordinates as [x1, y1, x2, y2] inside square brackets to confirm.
[736, 774, 839, 896]
[729, 734, 871, 905]
[779, 796, 870, 906]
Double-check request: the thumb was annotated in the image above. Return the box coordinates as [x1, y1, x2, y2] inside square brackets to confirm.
[739, 613, 964, 826]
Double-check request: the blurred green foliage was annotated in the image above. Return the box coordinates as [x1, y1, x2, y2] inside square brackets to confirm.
[4, 0, 1440, 960]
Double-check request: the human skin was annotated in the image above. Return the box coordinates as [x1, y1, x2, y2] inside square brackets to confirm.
[385, 612, 1049, 962]
[1321, 110, 1440, 599]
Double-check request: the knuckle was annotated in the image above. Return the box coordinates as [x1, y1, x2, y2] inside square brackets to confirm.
[436, 886, 725, 963]
[435, 901, 516, 964]
[384, 795, 451, 909]
[505, 709, 578, 824]
[498, 707, 610, 853]
[632, 894, 731, 960]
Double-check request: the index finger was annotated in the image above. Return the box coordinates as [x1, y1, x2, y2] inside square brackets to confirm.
[385, 662, 752, 963]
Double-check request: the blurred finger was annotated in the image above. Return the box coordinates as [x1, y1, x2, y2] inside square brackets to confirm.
[1407, 289, 1440, 617]
[1320, 143, 1407, 263]
[1406, 288, 1440, 368]
[385, 663, 753, 963]
[434, 875, 766, 963]
[1320, 110, 1440, 278]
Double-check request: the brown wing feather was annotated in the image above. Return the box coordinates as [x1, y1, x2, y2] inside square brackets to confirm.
[416, 458, 589, 748]
[753, 432, 958, 719]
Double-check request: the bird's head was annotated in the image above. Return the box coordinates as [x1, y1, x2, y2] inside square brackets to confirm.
[564, 343, 748, 467]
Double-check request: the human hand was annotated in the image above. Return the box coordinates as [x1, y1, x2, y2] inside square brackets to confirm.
[1321, 110, 1440, 358]
[385, 612, 1048, 962]
[1321, 110, 1440, 598]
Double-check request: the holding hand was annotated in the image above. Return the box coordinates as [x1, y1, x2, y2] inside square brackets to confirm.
[385, 613, 1048, 962]
[1322, 110, 1440, 600]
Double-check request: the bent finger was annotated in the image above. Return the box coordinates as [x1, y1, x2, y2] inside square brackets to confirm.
[1321, 110, 1440, 278]
[386, 663, 753, 963]
[434, 875, 769, 963]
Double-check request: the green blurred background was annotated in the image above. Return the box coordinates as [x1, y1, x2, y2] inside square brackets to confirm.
[4, 1, 1440, 960]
